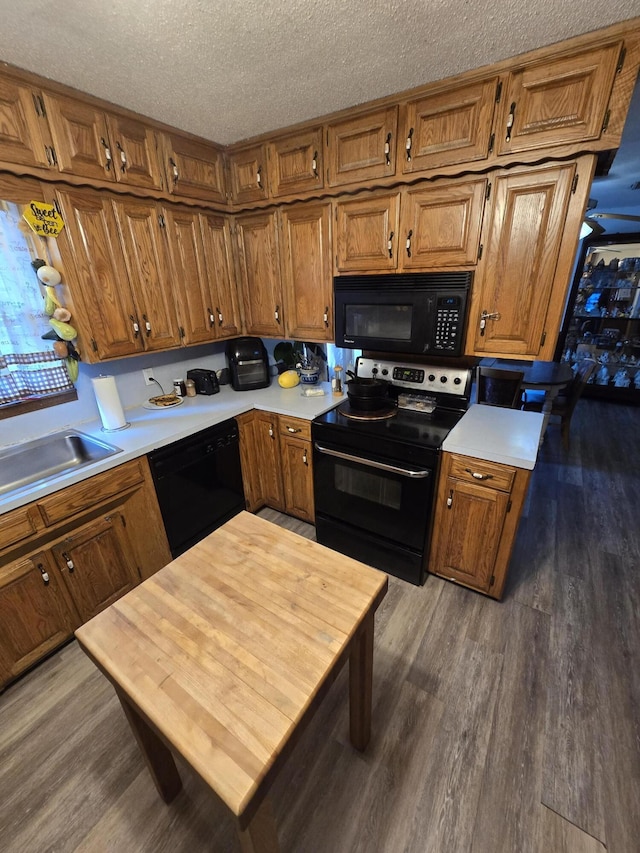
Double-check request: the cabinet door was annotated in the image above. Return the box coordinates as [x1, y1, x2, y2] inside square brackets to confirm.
[400, 78, 497, 174]
[268, 128, 323, 197]
[163, 206, 214, 346]
[228, 144, 269, 203]
[495, 42, 622, 156]
[161, 133, 226, 203]
[113, 198, 181, 352]
[280, 202, 333, 341]
[469, 159, 591, 357]
[399, 177, 487, 270]
[43, 93, 114, 181]
[0, 75, 52, 169]
[200, 213, 241, 339]
[335, 193, 400, 272]
[55, 188, 143, 359]
[326, 106, 397, 186]
[279, 434, 314, 522]
[0, 551, 76, 686]
[235, 211, 283, 336]
[430, 476, 509, 594]
[105, 114, 163, 190]
[254, 412, 285, 511]
[52, 514, 139, 623]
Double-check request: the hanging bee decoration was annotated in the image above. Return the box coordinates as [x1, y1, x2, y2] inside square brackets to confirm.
[32, 258, 81, 382]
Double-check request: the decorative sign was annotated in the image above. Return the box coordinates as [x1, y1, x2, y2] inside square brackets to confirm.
[22, 201, 65, 237]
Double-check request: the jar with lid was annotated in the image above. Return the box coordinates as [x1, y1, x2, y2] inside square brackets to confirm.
[185, 378, 196, 397]
[173, 379, 186, 397]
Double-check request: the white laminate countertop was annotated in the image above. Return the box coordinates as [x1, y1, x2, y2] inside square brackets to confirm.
[0, 382, 343, 515]
[442, 403, 545, 470]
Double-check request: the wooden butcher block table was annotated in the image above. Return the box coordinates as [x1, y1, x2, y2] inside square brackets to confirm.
[75, 511, 388, 852]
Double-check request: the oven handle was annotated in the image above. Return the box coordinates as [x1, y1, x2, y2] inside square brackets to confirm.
[314, 443, 431, 479]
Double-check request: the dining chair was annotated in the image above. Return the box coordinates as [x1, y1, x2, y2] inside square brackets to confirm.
[476, 367, 525, 408]
[522, 359, 597, 449]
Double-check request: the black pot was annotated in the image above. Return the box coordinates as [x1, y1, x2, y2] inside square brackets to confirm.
[347, 393, 392, 411]
[346, 377, 390, 398]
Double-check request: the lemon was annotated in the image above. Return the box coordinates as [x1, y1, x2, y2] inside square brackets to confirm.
[278, 369, 300, 388]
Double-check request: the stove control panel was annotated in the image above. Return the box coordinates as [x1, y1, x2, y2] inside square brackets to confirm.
[356, 356, 471, 399]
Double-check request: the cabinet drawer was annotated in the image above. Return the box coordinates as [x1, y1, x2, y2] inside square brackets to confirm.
[448, 454, 515, 492]
[278, 416, 311, 441]
[36, 460, 145, 526]
[0, 505, 44, 551]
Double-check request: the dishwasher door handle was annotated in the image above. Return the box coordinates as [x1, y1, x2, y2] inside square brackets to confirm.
[314, 443, 431, 479]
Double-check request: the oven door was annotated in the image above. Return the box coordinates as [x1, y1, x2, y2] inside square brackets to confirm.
[313, 440, 435, 551]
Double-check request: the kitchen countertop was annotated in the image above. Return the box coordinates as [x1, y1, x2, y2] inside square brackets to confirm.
[0, 382, 343, 515]
[442, 403, 545, 470]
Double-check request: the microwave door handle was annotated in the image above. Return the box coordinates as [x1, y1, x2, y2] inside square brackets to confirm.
[314, 443, 430, 479]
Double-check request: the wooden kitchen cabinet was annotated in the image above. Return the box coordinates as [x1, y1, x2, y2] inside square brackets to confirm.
[335, 192, 401, 272]
[51, 513, 138, 623]
[236, 410, 285, 512]
[235, 210, 283, 337]
[43, 93, 163, 189]
[400, 77, 498, 174]
[280, 202, 333, 341]
[335, 175, 486, 273]
[0, 458, 171, 688]
[0, 73, 53, 169]
[494, 41, 623, 157]
[0, 551, 76, 686]
[467, 155, 595, 359]
[278, 416, 314, 523]
[429, 452, 530, 599]
[163, 207, 241, 344]
[227, 143, 269, 203]
[161, 132, 227, 203]
[268, 128, 324, 197]
[326, 106, 398, 186]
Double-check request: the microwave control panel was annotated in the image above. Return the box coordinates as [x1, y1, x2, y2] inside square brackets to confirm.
[434, 295, 463, 351]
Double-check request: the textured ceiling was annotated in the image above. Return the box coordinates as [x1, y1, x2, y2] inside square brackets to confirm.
[1, 1, 640, 231]
[0, 0, 638, 146]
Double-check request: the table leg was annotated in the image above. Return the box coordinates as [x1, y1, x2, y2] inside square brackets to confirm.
[349, 610, 374, 751]
[539, 387, 561, 447]
[116, 689, 182, 804]
[237, 796, 279, 853]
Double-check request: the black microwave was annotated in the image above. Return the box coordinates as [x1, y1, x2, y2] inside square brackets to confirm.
[334, 271, 472, 356]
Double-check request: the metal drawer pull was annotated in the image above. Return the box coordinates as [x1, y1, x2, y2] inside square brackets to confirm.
[38, 563, 50, 585]
[384, 132, 392, 165]
[216, 306, 223, 325]
[315, 443, 430, 479]
[62, 552, 75, 573]
[101, 138, 112, 170]
[287, 426, 301, 433]
[465, 469, 492, 481]
[207, 306, 215, 326]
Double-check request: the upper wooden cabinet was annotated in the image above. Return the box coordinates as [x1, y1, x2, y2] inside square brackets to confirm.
[468, 155, 595, 359]
[268, 128, 323, 197]
[228, 144, 269, 203]
[494, 41, 623, 157]
[326, 106, 398, 186]
[280, 202, 333, 341]
[161, 132, 227, 203]
[335, 192, 401, 272]
[43, 93, 163, 189]
[163, 207, 240, 345]
[235, 210, 283, 336]
[335, 175, 486, 273]
[0, 76, 52, 169]
[400, 78, 498, 174]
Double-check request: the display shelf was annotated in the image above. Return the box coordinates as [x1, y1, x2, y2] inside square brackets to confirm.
[556, 234, 640, 403]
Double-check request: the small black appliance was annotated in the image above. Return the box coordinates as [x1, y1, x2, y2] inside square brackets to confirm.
[226, 337, 270, 391]
[186, 368, 220, 395]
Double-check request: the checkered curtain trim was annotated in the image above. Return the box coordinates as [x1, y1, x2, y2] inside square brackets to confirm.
[0, 350, 73, 405]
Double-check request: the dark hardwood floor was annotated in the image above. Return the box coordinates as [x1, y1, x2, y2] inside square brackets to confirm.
[1, 398, 638, 852]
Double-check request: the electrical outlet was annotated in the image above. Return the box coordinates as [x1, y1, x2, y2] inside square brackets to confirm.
[143, 368, 155, 386]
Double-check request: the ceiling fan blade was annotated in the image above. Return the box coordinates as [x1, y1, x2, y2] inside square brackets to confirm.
[589, 212, 640, 222]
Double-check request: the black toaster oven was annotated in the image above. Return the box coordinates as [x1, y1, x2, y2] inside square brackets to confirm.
[186, 368, 220, 395]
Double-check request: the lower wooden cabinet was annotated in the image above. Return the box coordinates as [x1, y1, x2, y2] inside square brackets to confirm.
[0, 457, 171, 688]
[428, 452, 531, 599]
[237, 411, 314, 523]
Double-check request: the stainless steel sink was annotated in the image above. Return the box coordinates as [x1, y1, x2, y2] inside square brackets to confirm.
[0, 429, 122, 497]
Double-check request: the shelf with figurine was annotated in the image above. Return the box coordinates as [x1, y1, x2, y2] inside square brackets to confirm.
[556, 233, 640, 404]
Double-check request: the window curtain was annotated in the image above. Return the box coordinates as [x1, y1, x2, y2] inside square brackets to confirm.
[0, 201, 73, 406]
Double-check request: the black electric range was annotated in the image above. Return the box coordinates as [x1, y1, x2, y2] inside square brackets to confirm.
[312, 356, 472, 585]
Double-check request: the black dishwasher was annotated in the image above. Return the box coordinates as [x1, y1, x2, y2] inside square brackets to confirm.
[148, 419, 245, 558]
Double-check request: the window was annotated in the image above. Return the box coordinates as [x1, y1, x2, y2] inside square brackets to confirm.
[0, 198, 76, 418]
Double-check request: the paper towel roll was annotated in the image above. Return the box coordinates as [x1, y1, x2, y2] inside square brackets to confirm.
[92, 375, 128, 431]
